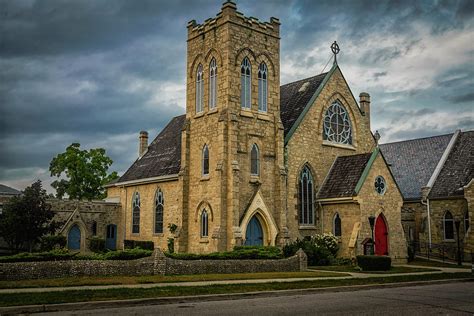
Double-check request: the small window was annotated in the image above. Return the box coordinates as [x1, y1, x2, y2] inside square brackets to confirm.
[196, 64, 204, 113]
[209, 58, 217, 109]
[241, 57, 251, 109]
[155, 189, 164, 234]
[258, 62, 267, 112]
[464, 211, 469, 233]
[201, 209, 209, 237]
[333, 213, 341, 237]
[250, 144, 259, 176]
[202, 144, 209, 176]
[91, 221, 97, 236]
[443, 211, 454, 240]
[132, 192, 140, 234]
[374, 176, 386, 195]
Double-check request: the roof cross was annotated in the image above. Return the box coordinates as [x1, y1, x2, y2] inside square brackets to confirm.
[331, 41, 340, 65]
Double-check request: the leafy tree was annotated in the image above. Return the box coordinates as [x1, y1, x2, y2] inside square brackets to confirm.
[0, 180, 60, 252]
[49, 143, 118, 200]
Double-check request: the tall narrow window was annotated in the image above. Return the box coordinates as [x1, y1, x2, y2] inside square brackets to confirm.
[201, 209, 208, 237]
[443, 211, 454, 240]
[154, 189, 164, 234]
[464, 211, 470, 233]
[250, 144, 259, 176]
[299, 165, 314, 225]
[202, 144, 209, 176]
[91, 221, 97, 236]
[132, 192, 140, 234]
[241, 57, 251, 109]
[258, 62, 267, 112]
[196, 64, 204, 113]
[209, 58, 217, 110]
[333, 213, 341, 237]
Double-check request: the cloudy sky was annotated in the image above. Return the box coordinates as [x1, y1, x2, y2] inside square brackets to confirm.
[1, 0, 473, 193]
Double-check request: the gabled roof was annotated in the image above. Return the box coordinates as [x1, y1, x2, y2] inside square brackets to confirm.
[429, 131, 474, 199]
[317, 152, 372, 199]
[380, 133, 453, 200]
[0, 184, 21, 196]
[118, 115, 186, 183]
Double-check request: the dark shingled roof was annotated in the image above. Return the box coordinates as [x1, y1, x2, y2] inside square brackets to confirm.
[280, 72, 328, 137]
[380, 133, 453, 200]
[118, 115, 186, 183]
[318, 153, 372, 199]
[0, 184, 21, 195]
[429, 131, 474, 198]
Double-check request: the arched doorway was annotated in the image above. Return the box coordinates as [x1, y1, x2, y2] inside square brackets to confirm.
[68, 224, 81, 250]
[245, 216, 263, 246]
[375, 215, 388, 256]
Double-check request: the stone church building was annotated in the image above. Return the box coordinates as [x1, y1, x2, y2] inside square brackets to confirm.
[106, 1, 407, 262]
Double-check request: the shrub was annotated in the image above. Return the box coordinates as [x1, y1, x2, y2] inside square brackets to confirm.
[407, 245, 415, 262]
[0, 249, 75, 263]
[123, 240, 154, 250]
[165, 246, 283, 260]
[356, 255, 391, 271]
[283, 234, 339, 266]
[89, 237, 106, 253]
[100, 248, 152, 260]
[39, 235, 67, 251]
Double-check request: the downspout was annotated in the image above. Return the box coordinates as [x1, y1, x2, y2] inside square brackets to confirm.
[319, 201, 324, 233]
[420, 197, 431, 248]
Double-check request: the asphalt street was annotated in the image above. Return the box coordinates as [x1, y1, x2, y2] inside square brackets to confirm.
[38, 281, 474, 316]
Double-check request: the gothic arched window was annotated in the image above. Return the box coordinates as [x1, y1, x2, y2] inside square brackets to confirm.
[154, 189, 164, 234]
[333, 213, 341, 237]
[196, 64, 204, 113]
[250, 144, 259, 176]
[323, 101, 352, 145]
[132, 192, 140, 234]
[443, 211, 454, 240]
[201, 209, 209, 237]
[299, 165, 314, 225]
[241, 57, 251, 109]
[258, 62, 267, 112]
[209, 58, 217, 110]
[202, 144, 209, 176]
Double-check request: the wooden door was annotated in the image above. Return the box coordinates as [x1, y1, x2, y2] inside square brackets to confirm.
[375, 215, 388, 256]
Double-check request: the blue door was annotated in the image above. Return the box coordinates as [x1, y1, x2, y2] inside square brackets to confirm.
[245, 216, 263, 246]
[68, 224, 81, 250]
[106, 224, 117, 250]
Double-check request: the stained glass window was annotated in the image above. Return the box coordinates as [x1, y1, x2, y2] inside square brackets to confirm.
[323, 101, 352, 144]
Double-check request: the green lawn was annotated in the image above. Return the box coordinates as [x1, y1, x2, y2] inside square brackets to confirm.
[0, 273, 470, 307]
[0, 271, 347, 289]
[309, 265, 439, 274]
[409, 258, 471, 269]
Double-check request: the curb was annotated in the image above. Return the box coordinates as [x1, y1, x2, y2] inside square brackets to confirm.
[0, 278, 472, 315]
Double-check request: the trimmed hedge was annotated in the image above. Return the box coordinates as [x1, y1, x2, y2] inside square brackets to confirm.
[124, 240, 154, 250]
[165, 246, 283, 260]
[89, 237, 106, 253]
[356, 255, 391, 271]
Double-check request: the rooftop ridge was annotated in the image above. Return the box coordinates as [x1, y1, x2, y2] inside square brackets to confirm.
[281, 72, 328, 87]
[380, 132, 454, 146]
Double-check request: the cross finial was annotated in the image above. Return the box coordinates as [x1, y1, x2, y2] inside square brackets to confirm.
[331, 41, 340, 65]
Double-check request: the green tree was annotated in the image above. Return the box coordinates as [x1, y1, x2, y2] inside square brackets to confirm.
[0, 180, 60, 252]
[49, 143, 118, 200]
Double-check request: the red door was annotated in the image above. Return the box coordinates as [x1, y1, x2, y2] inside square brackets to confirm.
[375, 215, 388, 256]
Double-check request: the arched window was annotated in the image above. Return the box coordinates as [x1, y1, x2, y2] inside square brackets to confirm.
[323, 101, 352, 145]
[209, 58, 217, 109]
[241, 57, 251, 109]
[465, 210, 470, 233]
[443, 211, 454, 240]
[258, 62, 267, 112]
[299, 165, 314, 225]
[202, 144, 209, 176]
[91, 221, 97, 236]
[333, 213, 341, 237]
[154, 189, 164, 234]
[132, 192, 140, 234]
[201, 209, 209, 237]
[196, 64, 204, 113]
[250, 144, 259, 176]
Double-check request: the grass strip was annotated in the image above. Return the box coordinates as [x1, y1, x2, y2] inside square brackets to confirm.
[0, 273, 471, 307]
[409, 258, 471, 269]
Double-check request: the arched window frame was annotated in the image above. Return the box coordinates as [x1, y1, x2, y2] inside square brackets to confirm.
[258, 62, 268, 112]
[202, 144, 209, 176]
[299, 165, 315, 225]
[132, 192, 140, 234]
[196, 64, 204, 113]
[464, 210, 470, 234]
[443, 211, 454, 240]
[209, 58, 217, 110]
[333, 213, 341, 237]
[201, 209, 209, 237]
[241, 57, 251, 109]
[154, 189, 164, 234]
[250, 144, 259, 176]
[323, 101, 353, 145]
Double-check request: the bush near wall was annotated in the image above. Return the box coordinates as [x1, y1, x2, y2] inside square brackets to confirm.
[165, 246, 283, 260]
[89, 237, 106, 253]
[283, 234, 339, 266]
[356, 255, 391, 271]
[124, 240, 154, 250]
[39, 235, 67, 251]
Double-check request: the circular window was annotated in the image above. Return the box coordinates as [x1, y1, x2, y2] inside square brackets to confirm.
[374, 176, 386, 195]
[323, 101, 352, 144]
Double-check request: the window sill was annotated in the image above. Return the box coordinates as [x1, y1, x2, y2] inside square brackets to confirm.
[240, 109, 254, 118]
[153, 233, 164, 237]
[322, 140, 356, 151]
[194, 112, 205, 119]
[299, 225, 317, 230]
[257, 113, 270, 121]
[249, 176, 260, 184]
[443, 239, 455, 242]
[207, 108, 218, 115]
[199, 238, 209, 243]
[200, 176, 210, 182]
